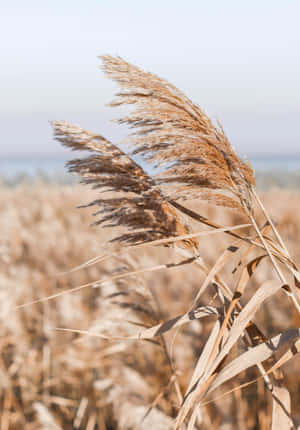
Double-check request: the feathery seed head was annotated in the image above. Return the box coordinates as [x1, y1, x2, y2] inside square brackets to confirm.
[100, 56, 255, 212]
[51, 120, 197, 249]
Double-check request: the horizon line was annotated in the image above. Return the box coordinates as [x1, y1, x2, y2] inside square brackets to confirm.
[2, 151, 300, 160]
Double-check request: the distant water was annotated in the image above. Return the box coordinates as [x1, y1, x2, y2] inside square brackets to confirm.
[248, 154, 300, 172]
[0, 157, 69, 180]
[0, 154, 299, 188]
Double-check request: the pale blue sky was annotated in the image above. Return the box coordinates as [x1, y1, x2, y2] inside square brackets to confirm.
[1, 1, 299, 156]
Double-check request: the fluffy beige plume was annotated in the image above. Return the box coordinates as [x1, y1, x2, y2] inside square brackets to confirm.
[51, 120, 197, 248]
[100, 55, 255, 211]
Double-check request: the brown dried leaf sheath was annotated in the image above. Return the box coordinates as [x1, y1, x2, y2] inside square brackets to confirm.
[51, 121, 196, 248]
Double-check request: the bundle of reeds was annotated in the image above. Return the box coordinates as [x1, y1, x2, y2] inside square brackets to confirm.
[50, 56, 300, 429]
[5, 57, 300, 429]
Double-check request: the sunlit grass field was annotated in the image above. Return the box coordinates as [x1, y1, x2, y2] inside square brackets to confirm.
[1, 183, 299, 429]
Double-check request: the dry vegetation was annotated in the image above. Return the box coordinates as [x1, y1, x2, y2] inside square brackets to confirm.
[1, 57, 300, 429]
[1, 185, 300, 429]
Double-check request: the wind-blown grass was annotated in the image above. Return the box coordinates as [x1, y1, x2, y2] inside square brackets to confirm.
[50, 56, 300, 429]
[2, 56, 300, 429]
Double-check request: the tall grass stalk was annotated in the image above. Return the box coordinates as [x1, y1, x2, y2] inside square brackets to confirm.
[48, 56, 300, 429]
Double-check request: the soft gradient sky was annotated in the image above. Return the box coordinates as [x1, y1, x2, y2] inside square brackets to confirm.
[1, 1, 299, 156]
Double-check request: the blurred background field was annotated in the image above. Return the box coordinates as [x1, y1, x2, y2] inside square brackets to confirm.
[0, 163, 299, 429]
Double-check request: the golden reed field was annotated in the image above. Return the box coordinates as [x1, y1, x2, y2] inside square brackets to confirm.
[2, 56, 300, 429]
[0, 184, 300, 430]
